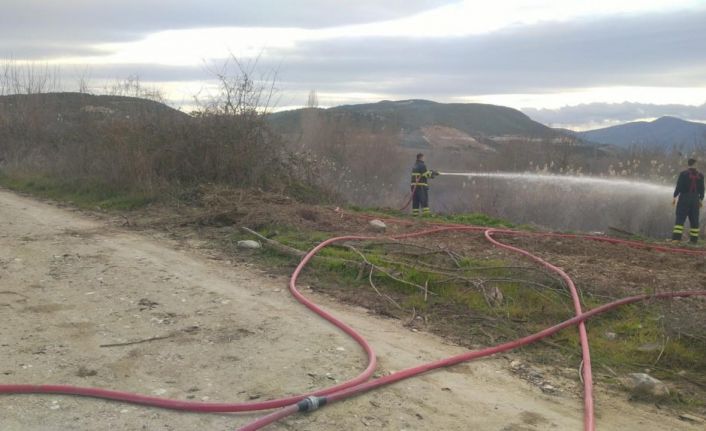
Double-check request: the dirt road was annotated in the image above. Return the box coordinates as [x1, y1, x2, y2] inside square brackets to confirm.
[0, 189, 700, 430]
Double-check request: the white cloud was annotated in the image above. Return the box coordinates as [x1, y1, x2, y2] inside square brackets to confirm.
[462, 87, 706, 110]
[41, 0, 705, 66]
[331, 0, 703, 38]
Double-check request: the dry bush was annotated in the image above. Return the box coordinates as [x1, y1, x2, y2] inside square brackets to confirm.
[287, 108, 408, 206]
[0, 58, 329, 203]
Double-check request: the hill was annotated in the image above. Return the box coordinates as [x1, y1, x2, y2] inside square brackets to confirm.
[0, 92, 189, 125]
[576, 116, 706, 149]
[0, 92, 300, 203]
[332, 99, 555, 138]
[269, 99, 558, 151]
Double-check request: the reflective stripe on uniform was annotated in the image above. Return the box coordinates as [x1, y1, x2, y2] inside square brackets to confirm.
[411, 183, 429, 186]
[690, 228, 700, 237]
[673, 225, 684, 233]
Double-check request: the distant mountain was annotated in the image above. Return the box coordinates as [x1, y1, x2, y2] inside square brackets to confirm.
[523, 102, 706, 130]
[576, 116, 706, 149]
[269, 99, 558, 151]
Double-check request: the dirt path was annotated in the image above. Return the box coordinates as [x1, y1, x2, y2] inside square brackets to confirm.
[0, 189, 700, 430]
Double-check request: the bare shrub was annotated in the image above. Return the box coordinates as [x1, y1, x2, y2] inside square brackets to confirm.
[288, 107, 407, 206]
[0, 59, 61, 95]
[105, 74, 164, 103]
[0, 56, 331, 204]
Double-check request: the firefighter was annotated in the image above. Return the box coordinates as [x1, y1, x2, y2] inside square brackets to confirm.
[672, 158, 705, 244]
[410, 153, 439, 216]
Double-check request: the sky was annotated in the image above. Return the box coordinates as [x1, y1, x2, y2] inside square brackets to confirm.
[2, 0, 706, 130]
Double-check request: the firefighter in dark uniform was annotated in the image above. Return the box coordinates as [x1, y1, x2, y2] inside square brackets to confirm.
[410, 153, 439, 216]
[672, 158, 705, 243]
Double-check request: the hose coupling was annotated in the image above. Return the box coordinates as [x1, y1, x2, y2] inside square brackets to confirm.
[297, 395, 327, 412]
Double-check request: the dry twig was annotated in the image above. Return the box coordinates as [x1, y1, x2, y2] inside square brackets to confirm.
[100, 334, 175, 348]
[345, 245, 436, 296]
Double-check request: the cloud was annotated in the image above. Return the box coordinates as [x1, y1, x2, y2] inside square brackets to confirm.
[0, 44, 108, 60]
[254, 7, 706, 96]
[0, 0, 457, 59]
[3, 1, 706, 125]
[523, 102, 706, 129]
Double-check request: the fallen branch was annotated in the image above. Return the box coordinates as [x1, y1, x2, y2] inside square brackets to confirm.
[405, 307, 418, 326]
[240, 227, 305, 258]
[378, 255, 550, 277]
[608, 226, 636, 238]
[345, 245, 436, 296]
[241, 228, 364, 271]
[0, 290, 29, 298]
[100, 334, 175, 348]
[368, 266, 403, 310]
[483, 278, 570, 296]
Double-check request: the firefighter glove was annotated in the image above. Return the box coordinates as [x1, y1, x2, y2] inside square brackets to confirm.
[672, 198, 677, 207]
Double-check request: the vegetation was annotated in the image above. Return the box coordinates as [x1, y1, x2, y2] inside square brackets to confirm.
[0, 59, 329, 208]
[229, 218, 705, 410]
[0, 172, 153, 210]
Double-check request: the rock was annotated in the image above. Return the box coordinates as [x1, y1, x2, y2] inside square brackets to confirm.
[540, 383, 557, 394]
[637, 342, 661, 352]
[603, 331, 617, 340]
[237, 240, 261, 249]
[625, 373, 670, 399]
[485, 286, 503, 306]
[76, 366, 98, 377]
[510, 360, 524, 370]
[369, 219, 387, 232]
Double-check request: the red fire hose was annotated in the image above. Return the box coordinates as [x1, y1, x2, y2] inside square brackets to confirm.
[242, 290, 705, 430]
[1, 224, 704, 431]
[398, 184, 416, 211]
[237, 226, 706, 430]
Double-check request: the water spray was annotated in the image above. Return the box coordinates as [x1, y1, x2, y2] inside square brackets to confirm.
[437, 172, 673, 194]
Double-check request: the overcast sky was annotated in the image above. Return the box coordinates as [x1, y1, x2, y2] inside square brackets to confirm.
[2, 0, 706, 129]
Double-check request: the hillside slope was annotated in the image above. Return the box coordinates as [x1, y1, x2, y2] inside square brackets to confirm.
[269, 99, 557, 150]
[577, 116, 706, 149]
[0, 92, 188, 124]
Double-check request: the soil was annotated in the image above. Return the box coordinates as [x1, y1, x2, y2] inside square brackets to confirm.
[1, 188, 704, 430]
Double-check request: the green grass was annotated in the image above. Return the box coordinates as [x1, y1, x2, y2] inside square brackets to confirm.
[0, 173, 155, 210]
[346, 205, 514, 228]
[438, 212, 514, 227]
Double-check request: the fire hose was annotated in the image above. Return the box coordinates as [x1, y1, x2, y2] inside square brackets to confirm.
[1, 224, 705, 431]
